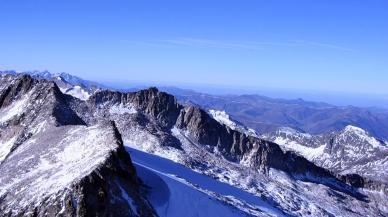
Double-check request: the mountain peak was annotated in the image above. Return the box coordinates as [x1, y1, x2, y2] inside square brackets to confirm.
[343, 125, 367, 134]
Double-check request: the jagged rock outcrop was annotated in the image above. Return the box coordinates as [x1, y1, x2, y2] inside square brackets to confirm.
[0, 74, 156, 216]
[90, 87, 182, 128]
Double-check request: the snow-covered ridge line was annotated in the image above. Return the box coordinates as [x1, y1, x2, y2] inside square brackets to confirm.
[209, 110, 237, 130]
[1, 70, 102, 101]
[208, 109, 258, 137]
[262, 124, 388, 184]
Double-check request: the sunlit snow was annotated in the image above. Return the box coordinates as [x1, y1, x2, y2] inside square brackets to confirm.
[60, 86, 91, 101]
[109, 103, 137, 115]
[127, 146, 282, 217]
[0, 95, 29, 123]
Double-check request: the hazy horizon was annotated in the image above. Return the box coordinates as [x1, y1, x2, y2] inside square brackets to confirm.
[1, 0, 387, 98]
[91, 74, 388, 109]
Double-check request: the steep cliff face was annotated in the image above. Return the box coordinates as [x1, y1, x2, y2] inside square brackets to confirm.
[175, 106, 331, 176]
[89, 87, 182, 128]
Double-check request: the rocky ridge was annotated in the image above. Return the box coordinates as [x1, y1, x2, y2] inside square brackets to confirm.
[0, 74, 156, 216]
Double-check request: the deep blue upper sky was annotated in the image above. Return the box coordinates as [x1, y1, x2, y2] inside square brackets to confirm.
[1, 0, 387, 97]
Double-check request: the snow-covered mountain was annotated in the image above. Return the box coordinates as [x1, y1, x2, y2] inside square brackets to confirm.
[0, 70, 102, 100]
[1, 72, 387, 216]
[262, 125, 388, 184]
[207, 109, 388, 186]
[0, 74, 155, 216]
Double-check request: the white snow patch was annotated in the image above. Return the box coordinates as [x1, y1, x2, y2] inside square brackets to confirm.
[0, 136, 17, 163]
[273, 137, 326, 161]
[61, 86, 90, 101]
[208, 110, 258, 137]
[123, 126, 182, 163]
[278, 127, 312, 138]
[209, 110, 237, 130]
[0, 95, 29, 123]
[109, 103, 137, 115]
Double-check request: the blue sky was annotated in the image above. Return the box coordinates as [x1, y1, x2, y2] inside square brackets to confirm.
[1, 0, 387, 99]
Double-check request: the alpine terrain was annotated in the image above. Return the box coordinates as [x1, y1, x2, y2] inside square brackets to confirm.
[0, 72, 388, 216]
[0, 71, 387, 217]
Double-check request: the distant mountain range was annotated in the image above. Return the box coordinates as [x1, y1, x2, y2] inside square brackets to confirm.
[160, 87, 388, 141]
[1, 70, 387, 216]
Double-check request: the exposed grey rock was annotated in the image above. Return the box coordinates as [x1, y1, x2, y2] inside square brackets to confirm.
[0, 74, 156, 216]
[262, 126, 388, 192]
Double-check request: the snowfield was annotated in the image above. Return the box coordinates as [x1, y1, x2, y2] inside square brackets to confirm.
[273, 136, 327, 161]
[127, 146, 283, 217]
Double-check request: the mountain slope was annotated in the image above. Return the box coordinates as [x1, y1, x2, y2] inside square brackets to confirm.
[262, 125, 388, 184]
[0, 74, 155, 216]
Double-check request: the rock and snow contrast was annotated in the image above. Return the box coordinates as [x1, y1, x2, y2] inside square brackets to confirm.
[209, 109, 258, 137]
[0, 123, 155, 216]
[0, 74, 155, 216]
[0, 70, 101, 101]
[60, 85, 91, 101]
[1, 72, 387, 216]
[262, 125, 388, 184]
